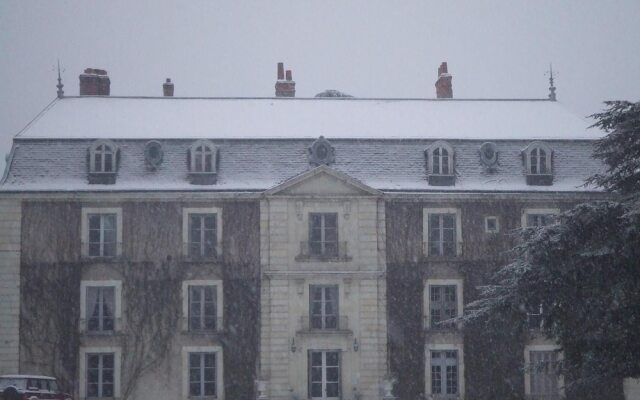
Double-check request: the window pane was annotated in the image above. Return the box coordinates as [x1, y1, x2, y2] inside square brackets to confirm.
[204, 382, 216, 396]
[326, 352, 339, 366]
[326, 382, 340, 397]
[311, 352, 322, 366]
[310, 383, 323, 397]
[104, 154, 113, 172]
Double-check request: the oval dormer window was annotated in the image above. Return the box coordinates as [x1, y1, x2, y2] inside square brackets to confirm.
[480, 142, 498, 167]
[308, 136, 335, 166]
[144, 140, 163, 169]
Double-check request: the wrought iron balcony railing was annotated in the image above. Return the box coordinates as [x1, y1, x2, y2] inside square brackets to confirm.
[295, 241, 352, 262]
[299, 316, 350, 332]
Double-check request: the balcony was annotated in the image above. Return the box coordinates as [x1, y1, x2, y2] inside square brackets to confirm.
[423, 315, 460, 332]
[297, 316, 351, 334]
[181, 316, 224, 334]
[295, 241, 352, 262]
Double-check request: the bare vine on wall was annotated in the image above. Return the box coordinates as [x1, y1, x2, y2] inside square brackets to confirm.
[20, 262, 82, 394]
[118, 259, 187, 400]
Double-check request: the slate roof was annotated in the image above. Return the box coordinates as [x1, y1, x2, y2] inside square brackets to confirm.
[1, 96, 604, 193]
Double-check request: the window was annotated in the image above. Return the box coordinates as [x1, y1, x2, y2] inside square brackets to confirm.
[485, 216, 499, 233]
[189, 352, 217, 397]
[81, 281, 122, 333]
[429, 285, 457, 329]
[431, 350, 459, 396]
[424, 208, 462, 257]
[87, 353, 114, 398]
[88, 140, 118, 184]
[309, 350, 340, 400]
[523, 142, 553, 185]
[189, 286, 218, 332]
[188, 140, 218, 184]
[424, 279, 463, 330]
[522, 208, 560, 228]
[87, 287, 114, 332]
[81, 208, 123, 258]
[89, 141, 117, 173]
[182, 280, 223, 333]
[310, 285, 339, 330]
[524, 345, 563, 400]
[79, 347, 121, 400]
[424, 141, 455, 186]
[182, 346, 223, 399]
[309, 213, 338, 258]
[189, 214, 217, 259]
[182, 208, 222, 260]
[426, 345, 465, 398]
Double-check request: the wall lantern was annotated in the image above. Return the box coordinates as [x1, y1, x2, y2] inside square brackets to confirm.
[353, 338, 359, 352]
[291, 337, 296, 353]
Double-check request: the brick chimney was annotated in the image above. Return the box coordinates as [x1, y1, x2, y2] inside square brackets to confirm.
[435, 62, 453, 99]
[163, 78, 174, 97]
[275, 62, 295, 97]
[79, 68, 110, 96]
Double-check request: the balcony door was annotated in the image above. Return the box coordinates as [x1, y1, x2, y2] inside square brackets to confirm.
[309, 350, 340, 400]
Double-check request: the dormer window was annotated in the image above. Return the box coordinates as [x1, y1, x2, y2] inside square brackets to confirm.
[425, 141, 455, 186]
[88, 140, 118, 184]
[523, 142, 553, 185]
[188, 140, 218, 185]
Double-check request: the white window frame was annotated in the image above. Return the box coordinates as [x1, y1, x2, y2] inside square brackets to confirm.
[181, 280, 224, 332]
[524, 344, 564, 398]
[182, 207, 223, 259]
[484, 216, 500, 233]
[80, 280, 122, 333]
[182, 346, 224, 400]
[425, 343, 465, 398]
[523, 141, 553, 176]
[81, 207, 123, 258]
[189, 140, 218, 174]
[425, 140, 455, 176]
[79, 346, 122, 400]
[423, 279, 463, 330]
[423, 207, 463, 257]
[521, 208, 560, 228]
[308, 349, 341, 400]
[89, 140, 118, 173]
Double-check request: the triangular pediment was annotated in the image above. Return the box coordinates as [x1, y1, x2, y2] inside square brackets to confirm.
[265, 166, 381, 197]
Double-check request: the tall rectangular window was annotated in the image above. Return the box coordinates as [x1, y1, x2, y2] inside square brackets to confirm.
[189, 352, 217, 397]
[88, 214, 117, 257]
[428, 213, 456, 256]
[309, 213, 338, 257]
[86, 353, 114, 398]
[188, 213, 217, 259]
[429, 285, 457, 329]
[530, 351, 560, 399]
[431, 350, 458, 395]
[86, 287, 115, 332]
[310, 285, 339, 330]
[309, 350, 340, 400]
[188, 285, 218, 332]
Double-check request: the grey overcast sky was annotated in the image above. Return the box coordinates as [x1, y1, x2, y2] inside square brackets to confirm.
[1, 0, 639, 168]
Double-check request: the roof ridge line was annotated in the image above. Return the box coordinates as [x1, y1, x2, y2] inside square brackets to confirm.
[60, 95, 552, 102]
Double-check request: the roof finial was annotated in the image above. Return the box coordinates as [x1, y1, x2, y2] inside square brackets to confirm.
[56, 60, 64, 98]
[546, 63, 557, 101]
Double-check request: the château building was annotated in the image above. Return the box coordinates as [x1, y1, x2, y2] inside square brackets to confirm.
[0, 62, 623, 400]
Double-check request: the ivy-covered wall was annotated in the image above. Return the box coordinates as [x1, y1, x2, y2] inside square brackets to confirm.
[385, 198, 624, 400]
[19, 200, 261, 400]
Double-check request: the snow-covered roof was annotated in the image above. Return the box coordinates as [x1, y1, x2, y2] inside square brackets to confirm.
[16, 96, 601, 140]
[1, 137, 602, 192]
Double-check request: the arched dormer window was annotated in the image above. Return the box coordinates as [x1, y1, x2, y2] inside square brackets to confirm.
[188, 140, 218, 185]
[523, 141, 553, 186]
[424, 141, 455, 186]
[88, 140, 118, 184]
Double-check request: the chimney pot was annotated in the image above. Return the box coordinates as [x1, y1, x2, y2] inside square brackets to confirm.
[286, 70, 292, 81]
[435, 62, 453, 99]
[163, 78, 174, 97]
[79, 68, 110, 96]
[277, 62, 285, 80]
